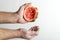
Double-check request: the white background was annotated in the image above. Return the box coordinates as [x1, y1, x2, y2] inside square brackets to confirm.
[0, 0, 57, 40]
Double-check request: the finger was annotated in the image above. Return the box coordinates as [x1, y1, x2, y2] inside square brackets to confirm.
[23, 3, 31, 6]
[17, 3, 31, 13]
[21, 3, 31, 10]
[29, 26, 39, 32]
[30, 31, 38, 36]
[17, 3, 31, 16]
[23, 3, 31, 7]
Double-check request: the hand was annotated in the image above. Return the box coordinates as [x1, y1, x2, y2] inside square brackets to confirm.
[0, 26, 39, 40]
[17, 26, 39, 39]
[17, 3, 31, 23]
[16, 3, 38, 23]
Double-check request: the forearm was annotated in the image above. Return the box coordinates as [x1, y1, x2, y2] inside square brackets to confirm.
[0, 28, 21, 40]
[0, 12, 19, 23]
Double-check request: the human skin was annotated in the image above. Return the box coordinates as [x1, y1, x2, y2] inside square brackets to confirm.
[0, 26, 39, 40]
[0, 3, 38, 24]
[0, 3, 39, 40]
[0, 3, 29, 23]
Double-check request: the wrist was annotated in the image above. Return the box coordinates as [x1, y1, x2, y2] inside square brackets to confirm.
[14, 29, 22, 38]
[16, 13, 28, 23]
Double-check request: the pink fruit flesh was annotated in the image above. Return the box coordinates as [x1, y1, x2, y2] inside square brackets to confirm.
[24, 7, 36, 20]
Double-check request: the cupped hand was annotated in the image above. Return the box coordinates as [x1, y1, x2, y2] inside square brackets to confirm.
[17, 26, 39, 39]
[16, 3, 38, 23]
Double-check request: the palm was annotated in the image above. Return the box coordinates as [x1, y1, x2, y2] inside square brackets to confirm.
[18, 26, 39, 39]
[17, 3, 31, 23]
